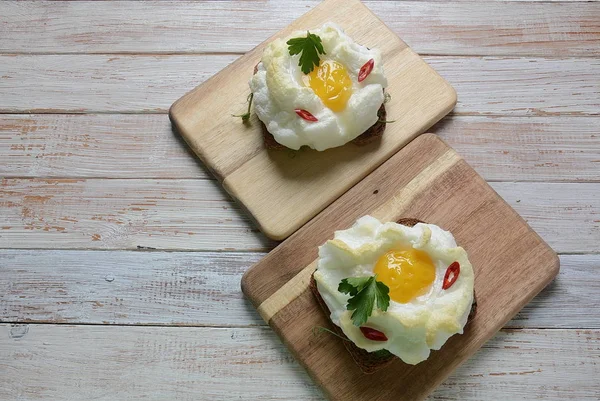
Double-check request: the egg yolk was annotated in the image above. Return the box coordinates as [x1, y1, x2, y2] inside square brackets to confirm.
[302, 60, 352, 112]
[373, 249, 436, 304]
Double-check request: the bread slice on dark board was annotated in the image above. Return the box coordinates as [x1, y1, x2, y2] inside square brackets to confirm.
[310, 218, 477, 374]
[252, 64, 387, 150]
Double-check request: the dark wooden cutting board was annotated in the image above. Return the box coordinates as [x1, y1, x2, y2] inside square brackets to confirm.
[242, 134, 559, 401]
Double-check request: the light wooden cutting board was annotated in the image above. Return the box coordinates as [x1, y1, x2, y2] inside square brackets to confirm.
[242, 134, 559, 401]
[169, 0, 456, 240]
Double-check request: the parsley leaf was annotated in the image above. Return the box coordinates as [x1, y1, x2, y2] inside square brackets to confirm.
[287, 31, 326, 74]
[338, 276, 390, 326]
[232, 93, 254, 123]
[338, 277, 370, 296]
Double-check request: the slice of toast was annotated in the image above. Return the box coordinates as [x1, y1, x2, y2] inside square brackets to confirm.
[310, 218, 477, 374]
[253, 64, 387, 150]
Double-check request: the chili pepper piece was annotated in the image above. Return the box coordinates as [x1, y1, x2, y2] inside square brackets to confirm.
[358, 59, 375, 83]
[295, 109, 318, 122]
[360, 326, 388, 342]
[442, 261, 460, 290]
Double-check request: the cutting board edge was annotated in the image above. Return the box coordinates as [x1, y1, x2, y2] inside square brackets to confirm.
[240, 133, 562, 401]
[241, 265, 264, 313]
[238, 132, 445, 304]
[222, 81, 456, 242]
[253, 236, 560, 401]
[168, 0, 459, 241]
[169, 104, 224, 182]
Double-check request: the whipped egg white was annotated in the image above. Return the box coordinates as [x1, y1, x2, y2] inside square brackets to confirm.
[249, 23, 388, 151]
[314, 216, 474, 365]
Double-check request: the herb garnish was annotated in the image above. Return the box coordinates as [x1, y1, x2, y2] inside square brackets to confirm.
[287, 31, 326, 74]
[338, 276, 390, 327]
[379, 93, 395, 122]
[312, 326, 352, 342]
[233, 93, 254, 123]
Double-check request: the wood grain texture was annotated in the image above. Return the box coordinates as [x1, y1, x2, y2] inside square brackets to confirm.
[1, 1, 599, 56]
[2, 114, 598, 181]
[2, 327, 598, 400]
[0, 324, 324, 401]
[0, 0, 598, 399]
[0, 250, 264, 327]
[0, 177, 274, 251]
[242, 134, 558, 400]
[426, 57, 600, 116]
[0, 178, 598, 252]
[2, 114, 599, 181]
[1, 250, 597, 328]
[0, 54, 238, 113]
[170, 0, 457, 239]
[0, 114, 209, 179]
[495, 182, 600, 255]
[1, 55, 599, 115]
[433, 116, 600, 182]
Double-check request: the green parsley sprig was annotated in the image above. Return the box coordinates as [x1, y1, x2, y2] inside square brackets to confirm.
[338, 276, 390, 327]
[233, 93, 254, 123]
[312, 326, 352, 342]
[287, 31, 326, 74]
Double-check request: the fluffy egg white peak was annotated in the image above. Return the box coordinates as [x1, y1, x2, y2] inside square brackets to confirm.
[249, 23, 388, 151]
[314, 216, 474, 365]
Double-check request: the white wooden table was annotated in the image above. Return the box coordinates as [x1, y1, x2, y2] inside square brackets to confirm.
[0, 1, 599, 400]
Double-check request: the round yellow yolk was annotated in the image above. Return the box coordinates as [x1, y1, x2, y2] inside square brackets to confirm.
[373, 249, 436, 304]
[302, 60, 352, 112]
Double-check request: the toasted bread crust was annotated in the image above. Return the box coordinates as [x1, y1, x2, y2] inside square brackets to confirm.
[310, 218, 477, 374]
[252, 64, 387, 150]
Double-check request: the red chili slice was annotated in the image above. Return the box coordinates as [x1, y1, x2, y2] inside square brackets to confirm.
[442, 261, 460, 290]
[358, 59, 375, 83]
[295, 109, 318, 122]
[360, 326, 388, 342]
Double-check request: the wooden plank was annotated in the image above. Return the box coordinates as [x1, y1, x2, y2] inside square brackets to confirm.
[2, 114, 599, 182]
[435, 116, 600, 182]
[0, 325, 598, 400]
[0, 54, 238, 113]
[0, 114, 211, 179]
[241, 134, 558, 401]
[491, 181, 600, 255]
[426, 57, 600, 116]
[0, 250, 265, 327]
[434, 329, 600, 400]
[0, 178, 597, 252]
[170, 0, 457, 240]
[0, 250, 597, 329]
[0, 55, 598, 115]
[0, 324, 324, 401]
[0, 178, 275, 251]
[0, 114, 212, 178]
[510, 254, 600, 329]
[0, 1, 598, 56]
